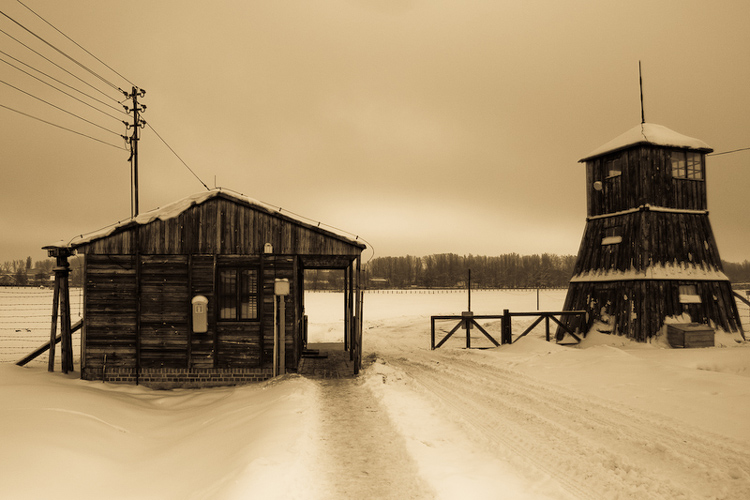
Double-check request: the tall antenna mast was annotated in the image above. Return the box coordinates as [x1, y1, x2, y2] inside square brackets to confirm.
[639, 61, 645, 124]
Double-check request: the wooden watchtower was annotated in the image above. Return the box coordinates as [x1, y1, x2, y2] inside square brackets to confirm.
[559, 123, 744, 342]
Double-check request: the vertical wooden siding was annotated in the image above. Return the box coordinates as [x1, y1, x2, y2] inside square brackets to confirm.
[586, 147, 707, 217]
[76, 195, 363, 378]
[190, 255, 215, 368]
[139, 255, 189, 369]
[573, 211, 724, 275]
[559, 279, 741, 341]
[83, 255, 137, 370]
[78, 197, 362, 257]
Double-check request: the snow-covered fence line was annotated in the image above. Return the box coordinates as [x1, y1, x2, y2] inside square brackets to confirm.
[0, 287, 83, 365]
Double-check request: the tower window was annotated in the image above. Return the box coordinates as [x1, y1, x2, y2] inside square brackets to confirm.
[678, 285, 701, 304]
[605, 157, 622, 178]
[601, 225, 622, 245]
[671, 150, 703, 180]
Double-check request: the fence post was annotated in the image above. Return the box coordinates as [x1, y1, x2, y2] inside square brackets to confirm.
[501, 309, 511, 344]
[431, 316, 436, 350]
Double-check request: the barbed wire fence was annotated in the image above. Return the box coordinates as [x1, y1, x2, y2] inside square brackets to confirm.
[0, 287, 83, 367]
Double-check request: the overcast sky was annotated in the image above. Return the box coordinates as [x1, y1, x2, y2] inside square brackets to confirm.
[1, 0, 749, 265]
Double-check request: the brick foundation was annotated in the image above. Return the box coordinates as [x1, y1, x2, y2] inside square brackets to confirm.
[83, 366, 274, 389]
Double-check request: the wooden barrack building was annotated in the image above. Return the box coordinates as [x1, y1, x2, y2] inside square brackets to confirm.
[559, 123, 744, 342]
[48, 189, 366, 388]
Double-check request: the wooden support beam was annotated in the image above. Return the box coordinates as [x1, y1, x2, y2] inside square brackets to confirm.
[514, 315, 545, 343]
[17, 320, 83, 367]
[469, 319, 500, 347]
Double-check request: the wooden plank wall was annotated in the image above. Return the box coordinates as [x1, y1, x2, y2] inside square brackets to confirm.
[140, 255, 189, 369]
[573, 211, 724, 275]
[83, 255, 137, 370]
[559, 279, 742, 341]
[190, 255, 215, 368]
[586, 147, 707, 217]
[79, 196, 362, 258]
[259, 255, 296, 370]
[83, 252, 305, 373]
[215, 255, 262, 369]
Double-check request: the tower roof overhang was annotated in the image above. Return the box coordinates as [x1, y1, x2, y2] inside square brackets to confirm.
[579, 123, 713, 162]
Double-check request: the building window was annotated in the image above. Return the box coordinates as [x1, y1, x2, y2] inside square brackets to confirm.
[678, 285, 701, 304]
[601, 225, 622, 245]
[218, 268, 259, 321]
[605, 157, 621, 178]
[671, 150, 703, 180]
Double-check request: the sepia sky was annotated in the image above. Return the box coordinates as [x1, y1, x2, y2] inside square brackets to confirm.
[1, 0, 749, 264]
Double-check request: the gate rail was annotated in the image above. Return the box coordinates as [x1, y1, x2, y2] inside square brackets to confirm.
[431, 310, 586, 349]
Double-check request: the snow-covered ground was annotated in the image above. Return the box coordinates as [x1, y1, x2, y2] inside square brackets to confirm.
[2, 288, 750, 499]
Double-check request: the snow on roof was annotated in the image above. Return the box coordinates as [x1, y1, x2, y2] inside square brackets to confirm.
[570, 262, 729, 283]
[61, 189, 365, 250]
[579, 123, 713, 162]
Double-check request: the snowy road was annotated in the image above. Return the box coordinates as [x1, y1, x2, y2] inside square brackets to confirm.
[313, 378, 435, 499]
[361, 319, 750, 499]
[375, 353, 750, 499]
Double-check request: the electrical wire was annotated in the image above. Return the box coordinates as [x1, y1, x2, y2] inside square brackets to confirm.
[0, 54, 125, 123]
[0, 9, 123, 94]
[145, 122, 210, 191]
[0, 26, 119, 103]
[708, 147, 750, 157]
[0, 103, 127, 150]
[0, 48, 127, 116]
[1, 78, 124, 137]
[14, 0, 136, 89]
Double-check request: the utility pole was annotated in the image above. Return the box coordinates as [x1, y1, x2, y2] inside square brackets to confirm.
[123, 86, 146, 217]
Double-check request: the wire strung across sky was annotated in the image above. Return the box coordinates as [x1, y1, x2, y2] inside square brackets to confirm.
[0, 1, 210, 192]
[0, 103, 127, 150]
[0, 47, 126, 116]
[13, 0, 136, 89]
[0, 54, 125, 123]
[0, 9, 123, 94]
[708, 147, 750, 157]
[0, 78, 124, 137]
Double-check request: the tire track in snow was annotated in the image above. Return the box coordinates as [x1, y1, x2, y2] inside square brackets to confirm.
[312, 377, 435, 499]
[383, 354, 750, 500]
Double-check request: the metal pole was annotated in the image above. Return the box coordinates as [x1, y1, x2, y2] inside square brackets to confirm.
[273, 297, 278, 376]
[279, 296, 285, 375]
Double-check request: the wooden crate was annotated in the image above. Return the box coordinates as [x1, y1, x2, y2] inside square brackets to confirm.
[667, 323, 715, 348]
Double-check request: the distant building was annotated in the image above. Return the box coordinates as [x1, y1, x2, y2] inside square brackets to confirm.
[559, 123, 744, 341]
[368, 278, 389, 289]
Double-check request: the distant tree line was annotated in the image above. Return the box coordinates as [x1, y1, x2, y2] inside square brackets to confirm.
[361, 253, 578, 289]
[0, 257, 83, 287]
[357, 255, 750, 290]
[723, 260, 750, 284]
